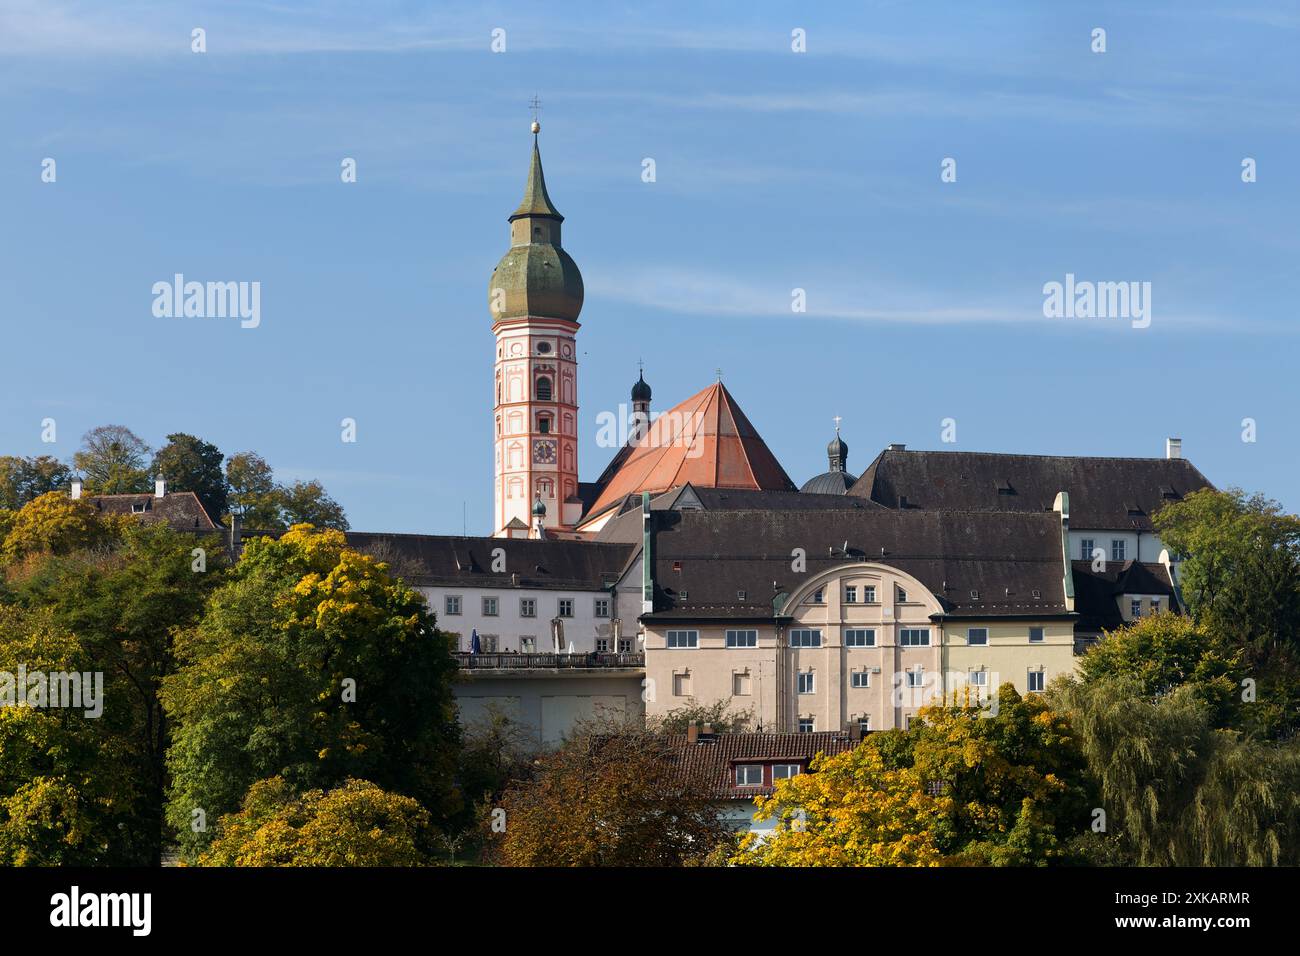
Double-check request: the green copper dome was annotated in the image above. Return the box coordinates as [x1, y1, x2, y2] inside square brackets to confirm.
[488, 136, 584, 323]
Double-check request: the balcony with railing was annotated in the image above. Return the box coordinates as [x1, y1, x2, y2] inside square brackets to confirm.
[454, 651, 645, 670]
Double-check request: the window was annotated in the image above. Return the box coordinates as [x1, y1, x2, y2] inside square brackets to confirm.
[844, 586, 858, 604]
[845, 629, 875, 647]
[520, 636, 536, 652]
[737, 590, 747, 602]
[482, 597, 499, 617]
[1027, 671, 1045, 693]
[851, 671, 870, 688]
[906, 669, 924, 688]
[733, 671, 752, 696]
[811, 588, 824, 604]
[595, 638, 609, 652]
[896, 586, 908, 602]
[537, 415, 551, 434]
[444, 595, 462, 616]
[673, 672, 692, 696]
[519, 598, 536, 617]
[1080, 538, 1094, 561]
[594, 597, 610, 618]
[773, 764, 801, 780]
[968, 670, 988, 687]
[1029, 626, 1044, 643]
[863, 585, 877, 603]
[535, 377, 552, 401]
[967, 627, 988, 646]
[797, 718, 815, 734]
[797, 672, 815, 694]
[480, 634, 498, 653]
[858, 716, 871, 735]
[617, 638, 632, 653]
[1112, 539, 1126, 562]
[735, 765, 763, 787]
[557, 599, 573, 617]
[1131, 599, 1142, 619]
[667, 630, 699, 649]
[131, 502, 148, 514]
[726, 629, 757, 648]
[789, 629, 822, 648]
[900, 628, 931, 647]
[1151, 598, 1161, 614]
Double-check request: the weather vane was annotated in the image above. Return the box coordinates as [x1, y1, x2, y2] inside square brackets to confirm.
[529, 95, 542, 134]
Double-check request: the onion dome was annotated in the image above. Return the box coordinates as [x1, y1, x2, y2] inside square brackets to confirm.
[487, 129, 584, 323]
[801, 423, 858, 494]
[631, 371, 652, 403]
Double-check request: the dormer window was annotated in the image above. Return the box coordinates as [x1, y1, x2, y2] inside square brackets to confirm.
[131, 502, 148, 514]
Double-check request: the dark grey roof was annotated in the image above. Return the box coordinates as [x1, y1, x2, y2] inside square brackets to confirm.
[664, 732, 855, 799]
[344, 532, 634, 591]
[88, 492, 218, 531]
[850, 448, 1212, 531]
[644, 508, 1071, 620]
[800, 470, 858, 495]
[1070, 559, 1176, 632]
[594, 484, 882, 543]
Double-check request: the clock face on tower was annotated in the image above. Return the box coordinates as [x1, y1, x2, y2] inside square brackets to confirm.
[532, 439, 557, 464]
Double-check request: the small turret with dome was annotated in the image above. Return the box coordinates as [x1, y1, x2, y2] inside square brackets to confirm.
[800, 418, 859, 494]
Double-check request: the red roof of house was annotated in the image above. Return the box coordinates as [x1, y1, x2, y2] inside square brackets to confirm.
[584, 382, 795, 521]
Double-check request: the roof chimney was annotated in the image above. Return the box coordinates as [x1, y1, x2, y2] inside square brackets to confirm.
[888, 443, 906, 452]
[1165, 437, 1182, 460]
[686, 720, 699, 745]
[154, 476, 166, 498]
[70, 477, 82, 500]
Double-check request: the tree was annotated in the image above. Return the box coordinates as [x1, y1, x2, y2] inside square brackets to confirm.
[1154, 488, 1300, 738]
[1051, 675, 1300, 865]
[152, 433, 228, 521]
[224, 451, 279, 527]
[492, 718, 734, 866]
[10, 522, 226, 864]
[734, 685, 1094, 867]
[651, 698, 754, 734]
[1078, 613, 1241, 728]
[163, 525, 460, 858]
[73, 425, 151, 494]
[198, 777, 433, 866]
[0, 456, 72, 510]
[278, 480, 349, 531]
[0, 605, 145, 865]
[0, 492, 126, 565]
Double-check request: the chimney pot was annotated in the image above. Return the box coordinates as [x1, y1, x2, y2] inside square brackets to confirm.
[1166, 437, 1182, 460]
[70, 477, 82, 500]
[889, 443, 906, 452]
[154, 476, 166, 498]
[686, 721, 699, 745]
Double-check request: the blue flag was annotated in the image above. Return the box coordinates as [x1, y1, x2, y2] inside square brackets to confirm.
[470, 628, 481, 654]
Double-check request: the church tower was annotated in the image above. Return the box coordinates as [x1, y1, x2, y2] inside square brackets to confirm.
[489, 121, 585, 537]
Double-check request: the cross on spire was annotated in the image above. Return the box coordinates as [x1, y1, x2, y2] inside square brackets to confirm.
[716, 367, 723, 382]
[529, 95, 543, 128]
[833, 415, 843, 434]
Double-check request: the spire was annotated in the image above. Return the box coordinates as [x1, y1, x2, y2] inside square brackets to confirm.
[827, 418, 848, 473]
[510, 135, 563, 222]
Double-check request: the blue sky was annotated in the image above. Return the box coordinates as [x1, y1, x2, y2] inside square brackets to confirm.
[2, 1, 1297, 533]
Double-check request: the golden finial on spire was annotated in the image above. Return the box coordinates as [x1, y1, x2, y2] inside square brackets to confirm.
[529, 95, 542, 134]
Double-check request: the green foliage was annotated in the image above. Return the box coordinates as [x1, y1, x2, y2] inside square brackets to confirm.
[277, 480, 349, 531]
[0, 456, 72, 510]
[224, 453, 349, 531]
[198, 776, 434, 866]
[651, 698, 754, 734]
[73, 425, 151, 495]
[152, 433, 228, 521]
[1079, 613, 1241, 727]
[735, 685, 1094, 867]
[163, 525, 459, 858]
[1051, 675, 1300, 865]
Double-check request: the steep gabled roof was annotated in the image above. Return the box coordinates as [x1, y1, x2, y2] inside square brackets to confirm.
[584, 383, 796, 522]
[850, 448, 1212, 531]
[664, 732, 856, 800]
[87, 492, 217, 532]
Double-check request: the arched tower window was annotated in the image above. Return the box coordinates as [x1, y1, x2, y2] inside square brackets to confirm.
[535, 376, 553, 401]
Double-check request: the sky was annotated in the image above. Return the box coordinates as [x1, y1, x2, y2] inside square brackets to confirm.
[1, 0, 1297, 534]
